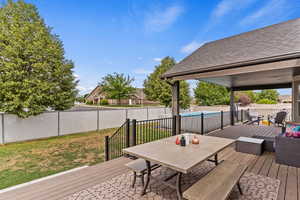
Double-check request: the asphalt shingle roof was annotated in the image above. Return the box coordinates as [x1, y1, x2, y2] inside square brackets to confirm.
[163, 18, 300, 78]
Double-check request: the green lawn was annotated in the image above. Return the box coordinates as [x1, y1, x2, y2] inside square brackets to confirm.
[0, 124, 171, 190]
[0, 128, 116, 190]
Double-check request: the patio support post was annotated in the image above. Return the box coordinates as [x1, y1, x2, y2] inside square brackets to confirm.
[230, 89, 235, 126]
[172, 81, 180, 134]
[172, 115, 176, 136]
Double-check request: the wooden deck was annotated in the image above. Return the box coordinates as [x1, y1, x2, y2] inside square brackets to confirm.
[0, 125, 298, 200]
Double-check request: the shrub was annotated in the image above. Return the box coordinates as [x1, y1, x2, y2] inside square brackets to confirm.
[256, 98, 277, 104]
[238, 93, 251, 106]
[100, 99, 109, 105]
[86, 101, 94, 105]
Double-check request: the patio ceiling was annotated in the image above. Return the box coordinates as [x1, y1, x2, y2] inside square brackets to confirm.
[162, 18, 300, 90]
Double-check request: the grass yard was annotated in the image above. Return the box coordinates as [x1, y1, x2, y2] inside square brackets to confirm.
[0, 128, 116, 190]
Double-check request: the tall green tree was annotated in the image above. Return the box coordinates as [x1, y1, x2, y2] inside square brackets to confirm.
[143, 57, 191, 109]
[0, 0, 77, 118]
[257, 89, 279, 102]
[99, 73, 135, 104]
[194, 81, 230, 106]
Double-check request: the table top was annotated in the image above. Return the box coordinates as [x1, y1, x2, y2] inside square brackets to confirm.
[123, 134, 235, 174]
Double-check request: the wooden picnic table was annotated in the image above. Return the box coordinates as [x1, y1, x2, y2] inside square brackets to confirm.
[123, 134, 235, 199]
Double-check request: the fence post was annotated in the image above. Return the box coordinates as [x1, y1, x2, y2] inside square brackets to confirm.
[147, 107, 149, 120]
[57, 111, 60, 136]
[201, 113, 204, 135]
[97, 108, 100, 132]
[131, 119, 137, 146]
[172, 115, 176, 136]
[125, 119, 130, 147]
[221, 111, 224, 130]
[1, 113, 4, 144]
[104, 136, 109, 161]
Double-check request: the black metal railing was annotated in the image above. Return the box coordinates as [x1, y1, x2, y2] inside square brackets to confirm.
[104, 109, 247, 161]
[135, 117, 174, 145]
[105, 117, 176, 161]
[105, 119, 130, 161]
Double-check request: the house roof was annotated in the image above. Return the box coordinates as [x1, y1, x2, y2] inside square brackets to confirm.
[162, 18, 300, 79]
[85, 86, 146, 99]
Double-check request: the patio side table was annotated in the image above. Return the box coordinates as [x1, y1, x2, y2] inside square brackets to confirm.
[236, 137, 264, 155]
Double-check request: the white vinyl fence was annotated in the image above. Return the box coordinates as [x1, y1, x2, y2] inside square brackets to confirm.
[0, 107, 171, 144]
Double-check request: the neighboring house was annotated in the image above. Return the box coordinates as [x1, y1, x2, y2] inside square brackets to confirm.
[278, 95, 292, 103]
[85, 86, 157, 105]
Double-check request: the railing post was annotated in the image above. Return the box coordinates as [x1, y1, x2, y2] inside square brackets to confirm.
[104, 136, 109, 161]
[221, 111, 224, 130]
[131, 119, 137, 146]
[125, 119, 130, 147]
[172, 115, 176, 136]
[241, 110, 243, 122]
[201, 113, 204, 135]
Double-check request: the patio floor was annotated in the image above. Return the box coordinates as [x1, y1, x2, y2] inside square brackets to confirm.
[0, 125, 298, 200]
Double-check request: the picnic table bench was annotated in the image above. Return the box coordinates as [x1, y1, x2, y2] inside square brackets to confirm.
[183, 161, 247, 200]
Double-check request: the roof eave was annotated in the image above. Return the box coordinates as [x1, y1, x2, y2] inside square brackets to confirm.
[162, 52, 300, 79]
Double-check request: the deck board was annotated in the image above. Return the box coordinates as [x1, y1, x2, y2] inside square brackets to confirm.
[277, 165, 288, 200]
[0, 125, 299, 200]
[285, 166, 298, 200]
[0, 146, 299, 200]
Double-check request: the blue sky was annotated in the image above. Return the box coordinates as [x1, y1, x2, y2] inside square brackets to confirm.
[16, 0, 300, 95]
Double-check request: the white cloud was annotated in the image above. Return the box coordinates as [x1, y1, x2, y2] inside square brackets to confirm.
[74, 73, 80, 80]
[180, 41, 204, 54]
[240, 0, 294, 26]
[76, 86, 86, 91]
[153, 57, 162, 62]
[76, 85, 94, 94]
[133, 68, 152, 75]
[144, 5, 184, 32]
[212, 0, 256, 18]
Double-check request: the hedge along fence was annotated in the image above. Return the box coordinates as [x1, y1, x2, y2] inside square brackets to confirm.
[0, 107, 173, 144]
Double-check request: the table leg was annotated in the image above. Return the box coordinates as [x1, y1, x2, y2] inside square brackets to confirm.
[141, 160, 151, 196]
[214, 154, 219, 166]
[176, 172, 182, 200]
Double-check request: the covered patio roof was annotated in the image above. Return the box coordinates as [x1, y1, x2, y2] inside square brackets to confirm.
[162, 18, 300, 90]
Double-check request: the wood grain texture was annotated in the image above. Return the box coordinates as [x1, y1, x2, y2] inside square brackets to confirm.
[183, 161, 247, 200]
[123, 135, 235, 173]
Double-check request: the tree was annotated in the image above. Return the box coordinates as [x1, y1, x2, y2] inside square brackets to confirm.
[99, 73, 135, 104]
[0, 0, 77, 118]
[143, 57, 191, 109]
[194, 81, 230, 106]
[257, 89, 279, 102]
[243, 91, 258, 103]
